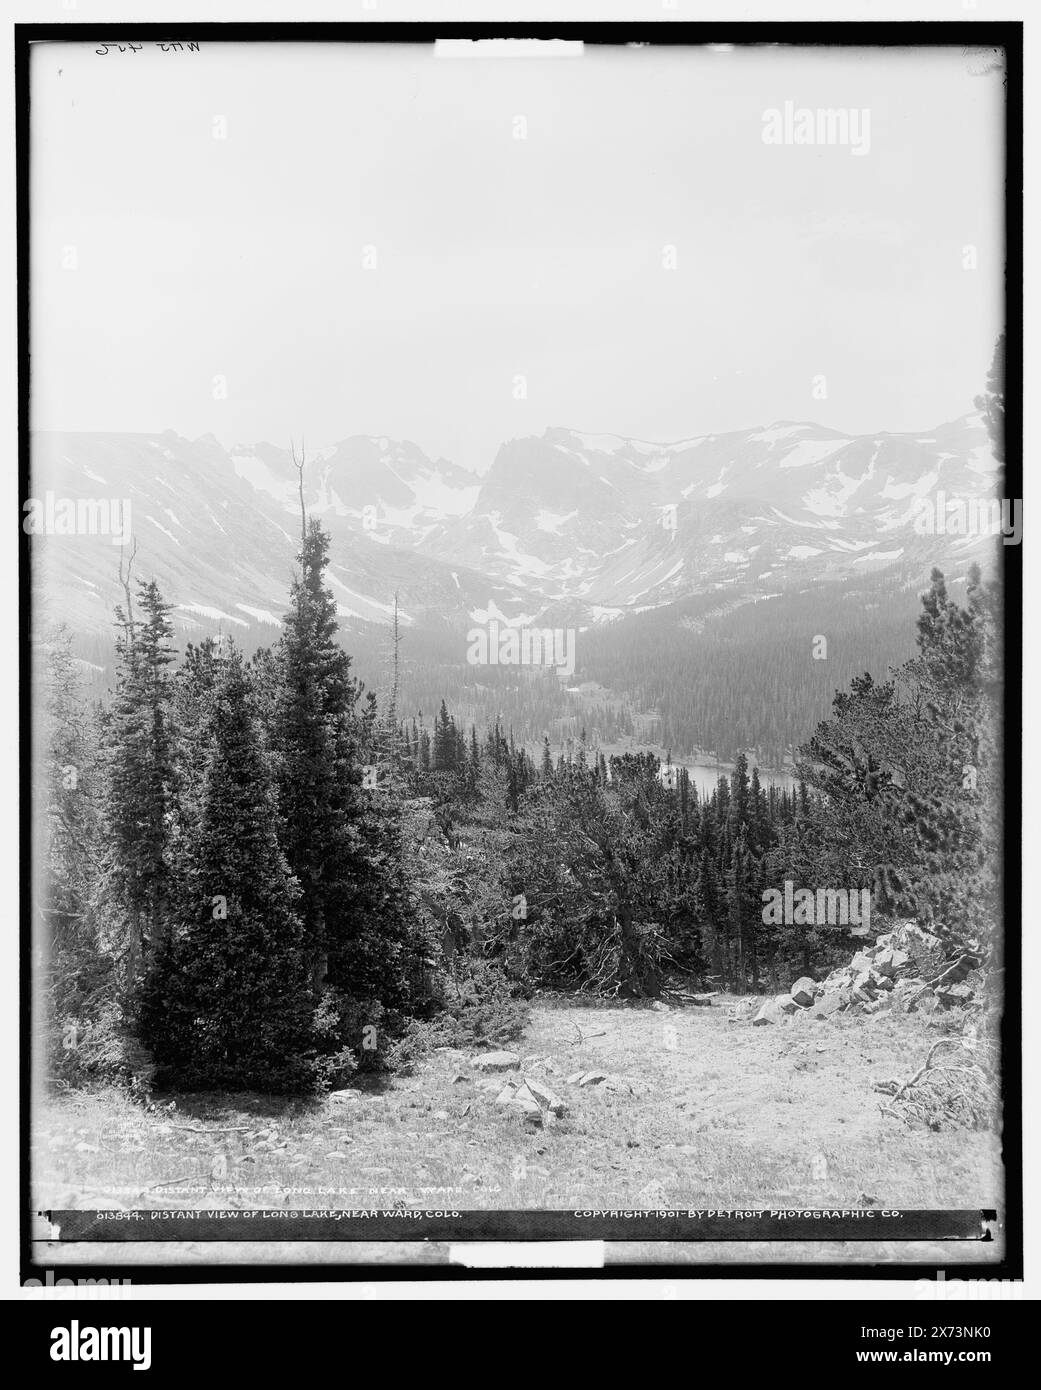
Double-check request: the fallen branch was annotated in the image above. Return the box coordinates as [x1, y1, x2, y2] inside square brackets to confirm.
[920, 954, 980, 989]
[166, 1124, 253, 1135]
[876, 1031, 998, 1130]
[570, 1022, 607, 1044]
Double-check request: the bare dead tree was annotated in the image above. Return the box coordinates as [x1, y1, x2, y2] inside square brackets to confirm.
[290, 436, 307, 542]
[115, 536, 139, 656]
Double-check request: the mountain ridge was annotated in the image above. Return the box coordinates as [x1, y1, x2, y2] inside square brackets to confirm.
[30, 411, 1000, 645]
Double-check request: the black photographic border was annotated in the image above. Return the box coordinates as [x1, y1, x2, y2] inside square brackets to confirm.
[16, 17, 1024, 1286]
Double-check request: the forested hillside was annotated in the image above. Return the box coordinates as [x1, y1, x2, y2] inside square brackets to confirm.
[38, 525, 1001, 1095]
[59, 564, 936, 772]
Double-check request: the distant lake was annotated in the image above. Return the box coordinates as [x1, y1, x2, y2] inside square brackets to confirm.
[541, 739, 800, 797]
[681, 762, 798, 800]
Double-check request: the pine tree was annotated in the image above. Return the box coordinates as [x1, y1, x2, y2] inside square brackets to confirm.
[40, 628, 101, 959]
[273, 520, 364, 993]
[103, 577, 178, 997]
[728, 752, 751, 839]
[145, 648, 313, 1091]
[694, 849, 724, 980]
[39, 628, 114, 1075]
[432, 699, 458, 773]
[974, 333, 1005, 465]
[273, 520, 429, 1020]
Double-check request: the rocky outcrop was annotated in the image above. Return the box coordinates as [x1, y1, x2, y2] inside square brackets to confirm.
[750, 923, 981, 1025]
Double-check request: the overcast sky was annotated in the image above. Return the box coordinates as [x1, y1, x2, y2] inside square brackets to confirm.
[31, 40, 1004, 473]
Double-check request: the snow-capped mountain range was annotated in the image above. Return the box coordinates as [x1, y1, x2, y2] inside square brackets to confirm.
[30, 414, 1001, 643]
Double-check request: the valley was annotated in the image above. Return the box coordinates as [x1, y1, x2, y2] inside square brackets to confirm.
[30, 412, 1002, 766]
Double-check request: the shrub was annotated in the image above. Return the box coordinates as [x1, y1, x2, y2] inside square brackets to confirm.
[50, 998, 155, 1095]
[420, 957, 530, 1050]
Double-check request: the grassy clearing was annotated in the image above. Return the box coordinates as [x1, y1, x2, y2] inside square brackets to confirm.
[34, 995, 1002, 1215]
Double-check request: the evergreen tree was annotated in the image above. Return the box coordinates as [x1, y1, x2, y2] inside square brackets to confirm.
[103, 578, 178, 996]
[273, 520, 365, 993]
[145, 648, 313, 1091]
[273, 520, 429, 1023]
[694, 849, 724, 980]
[974, 333, 1005, 465]
[38, 628, 116, 1077]
[432, 699, 458, 773]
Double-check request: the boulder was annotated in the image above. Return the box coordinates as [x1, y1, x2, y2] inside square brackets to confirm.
[753, 998, 785, 1026]
[850, 951, 875, 974]
[812, 990, 848, 1018]
[873, 947, 910, 978]
[473, 1051, 521, 1072]
[776, 994, 799, 1014]
[496, 1081, 544, 1124]
[891, 923, 945, 977]
[524, 1077, 568, 1117]
[790, 977, 817, 1007]
[578, 1070, 610, 1087]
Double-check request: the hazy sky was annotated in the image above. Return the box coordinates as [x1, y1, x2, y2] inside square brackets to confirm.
[31, 40, 1004, 472]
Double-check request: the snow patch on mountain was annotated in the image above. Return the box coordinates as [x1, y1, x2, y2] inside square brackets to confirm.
[468, 599, 537, 627]
[854, 548, 905, 562]
[967, 445, 1000, 476]
[777, 439, 851, 469]
[328, 572, 414, 623]
[750, 424, 807, 445]
[411, 474, 480, 517]
[881, 470, 938, 501]
[235, 604, 282, 627]
[536, 508, 579, 534]
[232, 451, 296, 508]
[177, 603, 249, 627]
[146, 515, 180, 545]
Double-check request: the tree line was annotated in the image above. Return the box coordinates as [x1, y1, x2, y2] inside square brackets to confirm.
[40, 506, 1000, 1096]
